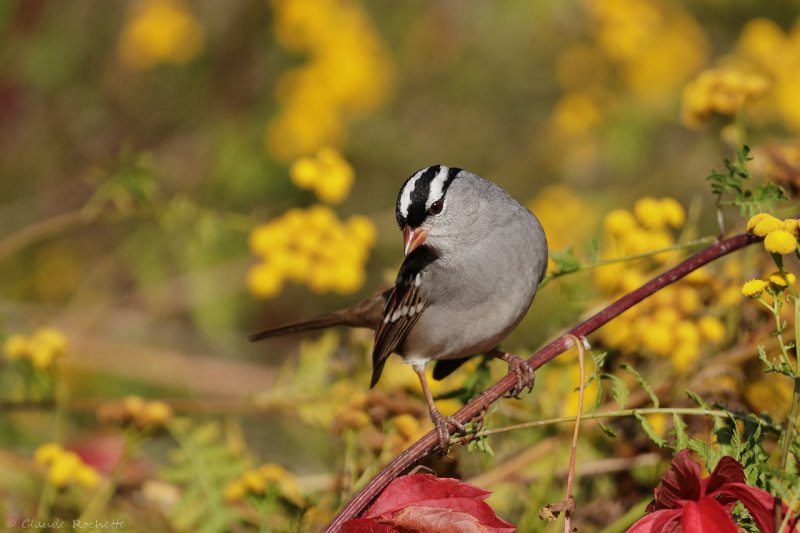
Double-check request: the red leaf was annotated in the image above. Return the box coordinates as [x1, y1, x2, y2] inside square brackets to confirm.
[340, 518, 395, 533]
[361, 474, 514, 532]
[364, 474, 491, 518]
[713, 482, 796, 533]
[701, 456, 745, 495]
[626, 509, 682, 532]
[392, 506, 498, 533]
[648, 449, 702, 511]
[680, 498, 740, 533]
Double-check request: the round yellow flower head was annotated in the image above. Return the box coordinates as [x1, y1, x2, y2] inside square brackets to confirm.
[223, 480, 245, 502]
[783, 218, 800, 235]
[741, 279, 767, 298]
[633, 197, 666, 230]
[764, 230, 798, 254]
[698, 316, 726, 344]
[34, 443, 65, 467]
[749, 214, 783, 237]
[659, 198, 686, 228]
[768, 271, 796, 289]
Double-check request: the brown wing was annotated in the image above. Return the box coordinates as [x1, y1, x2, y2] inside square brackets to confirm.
[369, 247, 439, 387]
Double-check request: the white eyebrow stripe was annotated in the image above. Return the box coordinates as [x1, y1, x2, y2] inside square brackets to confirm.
[425, 165, 450, 209]
[399, 170, 424, 218]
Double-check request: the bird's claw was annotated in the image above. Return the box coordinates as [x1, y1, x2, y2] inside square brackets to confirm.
[430, 411, 466, 454]
[504, 354, 535, 399]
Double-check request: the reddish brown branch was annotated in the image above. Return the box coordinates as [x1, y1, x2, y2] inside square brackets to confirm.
[324, 232, 760, 532]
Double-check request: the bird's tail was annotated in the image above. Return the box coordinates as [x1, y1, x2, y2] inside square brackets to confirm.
[248, 312, 348, 342]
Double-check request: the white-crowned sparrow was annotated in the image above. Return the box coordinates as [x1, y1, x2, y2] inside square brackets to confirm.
[250, 165, 548, 450]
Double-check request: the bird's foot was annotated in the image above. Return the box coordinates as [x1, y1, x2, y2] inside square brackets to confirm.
[503, 353, 535, 399]
[430, 410, 466, 454]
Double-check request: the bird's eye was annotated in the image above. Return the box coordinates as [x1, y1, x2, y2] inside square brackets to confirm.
[429, 199, 444, 215]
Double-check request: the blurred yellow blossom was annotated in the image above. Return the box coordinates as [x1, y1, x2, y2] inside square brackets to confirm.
[266, 0, 393, 161]
[34, 443, 100, 489]
[768, 271, 796, 289]
[550, 91, 603, 138]
[248, 206, 375, 298]
[290, 147, 355, 204]
[118, 0, 204, 70]
[3, 328, 68, 370]
[698, 316, 726, 344]
[681, 67, 768, 128]
[224, 463, 303, 506]
[588, 0, 708, 105]
[98, 396, 173, 430]
[528, 185, 595, 256]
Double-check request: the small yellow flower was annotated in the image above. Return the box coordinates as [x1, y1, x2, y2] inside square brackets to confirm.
[672, 342, 700, 372]
[348, 215, 377, 246]
[768, 271, 796, 289]
[247, 263, 284, 298]
[749, 214, 783, 237]
[4, 334, 29, 361]
[391, 414, 422, 441]
[139, 401, 173, 427]
[764, 230, 798, 254]
[122, 395, 146, 417]
[241, 470, 266, 494]
[34, 443, 64, 467]
[783, 218, 800, 235]
[74, 465, 100, 489]
[223, 480, 245, 502]
[741, 279, 767, 298]
[659, 198, 686, 228]
[289, 148, 355, 204]
[698, 316, 726, 344]
[633, 197, 666, 230]
[118, 0, 205, 70]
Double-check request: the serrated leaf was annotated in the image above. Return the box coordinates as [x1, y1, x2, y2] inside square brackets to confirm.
[620, 363, 659, 408]
[688, 438, 719, 468]
[634, 411, 667, 448]
[549, 247, 582, 275]
[597, 419, 618, 439]
[602, 373, 630, 409]
[685, 390, 708, 409]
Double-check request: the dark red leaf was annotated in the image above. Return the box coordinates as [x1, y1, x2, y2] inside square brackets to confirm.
[714, 482, 796, 533]
[679, 498, 740, 533]
[361, 474, 514, 532]
[392, 506, 498, 533]
[701, 456, 745, 495]
[648, 449, 702, 511]
[364, 474, 491, 519]
[340, 517, 395, 533]
[627, 509, 682, 532]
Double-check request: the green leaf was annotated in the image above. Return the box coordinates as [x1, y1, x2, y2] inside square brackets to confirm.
[597, 419, 618, 439]
[634, 411, 667, 448]
[688, 438, 719, 469]
[620, 363, 659, 408]
[602, 373, 630, 409]
[685, 390, 708, 409]
[549, 247, 581, 275]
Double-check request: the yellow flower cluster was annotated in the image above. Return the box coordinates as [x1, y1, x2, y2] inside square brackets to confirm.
[741, 271, 796, 300]
[97, 395, 173, 429]
[4, 328, 67, 370]
[266, 0, 394, 161]
[587, 0, 708, 104]
[594, 199, 733, 371]
[737, 18, 800, 132]
[681, 67, 769, 128]
[290, 147, 354, 204]
[528, 185, 596, 256]
[223, 464, 303, 506]
[34, 443, 100, 489]
[118, 0, 204, 70]
[248, 205, 376, 298]
[746, 213, 799, 255]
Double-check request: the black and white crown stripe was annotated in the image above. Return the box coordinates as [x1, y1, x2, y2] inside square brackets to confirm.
[395, 165, 463, 227]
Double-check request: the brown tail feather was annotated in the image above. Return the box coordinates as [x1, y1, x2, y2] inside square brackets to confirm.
[248, 312, 349, 342]
[248, 289, 391, 343]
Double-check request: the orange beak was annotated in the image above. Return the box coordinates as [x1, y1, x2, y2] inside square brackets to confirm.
[403, 226, 428, 256]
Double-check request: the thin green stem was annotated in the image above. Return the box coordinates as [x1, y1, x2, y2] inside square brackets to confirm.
[475, 407, 776, 438]
[541, 236, 717, 287]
